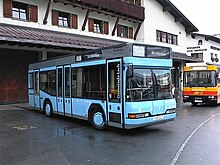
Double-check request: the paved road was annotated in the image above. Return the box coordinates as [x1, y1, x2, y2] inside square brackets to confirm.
[0, 103, 220, 165]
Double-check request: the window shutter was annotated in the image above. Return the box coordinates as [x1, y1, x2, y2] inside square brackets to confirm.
[29, 5, 38, 22]
[117, 25, 122, 37]
[129, 27, 133, 39]
[104, 21, 109, 35]
[52, 10, 59, 26]
[88, 18, 94, 32]
[71, 14, 78, 29]
[3, 0, 12, 18]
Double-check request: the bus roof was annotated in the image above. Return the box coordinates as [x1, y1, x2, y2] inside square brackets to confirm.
[29, 43, 172, 70]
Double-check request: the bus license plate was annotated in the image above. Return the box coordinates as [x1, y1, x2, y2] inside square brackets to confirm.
[153, 116, 164, 121]
[195, 100, 202, 103]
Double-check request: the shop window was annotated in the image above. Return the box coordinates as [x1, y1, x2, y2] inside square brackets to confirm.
[156, 30, 178, 45]
[3, 0, 38, 22]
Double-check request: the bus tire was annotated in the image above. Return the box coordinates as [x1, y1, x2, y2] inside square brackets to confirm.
[44, 100, 53, 117]
[91, 109, 107, 130]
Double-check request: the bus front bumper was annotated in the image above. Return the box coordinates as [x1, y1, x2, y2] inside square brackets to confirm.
[183, 95, 217, 104]
[124, 113, 176, 129]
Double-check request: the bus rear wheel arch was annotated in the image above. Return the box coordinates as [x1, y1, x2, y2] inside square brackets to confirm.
[89, 105, 107, 130]
[44, 99, 53, 117]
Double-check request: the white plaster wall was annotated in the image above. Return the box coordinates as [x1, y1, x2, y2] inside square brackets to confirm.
[0, 0, 134, 43]
[186, 35, 220, 66]
[137, 0, 187, 54]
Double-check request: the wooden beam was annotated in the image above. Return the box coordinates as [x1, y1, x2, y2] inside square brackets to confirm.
[163, 6, 172, 12]
[52, 0, 143, 23]
[175, 17, 184, 22]
[43, 0, 52, 25]
[134, 23, 142, 40]
[111, 17, 119, 36]
[82, 9, 91, 31]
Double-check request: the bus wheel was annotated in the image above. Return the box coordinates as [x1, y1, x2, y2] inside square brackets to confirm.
[192, 102, 198, 106]
[91, 109, 107, 130]
[44, 101, 53, 117]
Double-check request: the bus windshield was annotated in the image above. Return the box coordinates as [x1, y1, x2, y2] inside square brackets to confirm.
[184, 71, 216, 87]
[127, 68, 172, 101]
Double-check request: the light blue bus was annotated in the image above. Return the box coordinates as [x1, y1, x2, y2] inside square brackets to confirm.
[28, 43, 176, 130]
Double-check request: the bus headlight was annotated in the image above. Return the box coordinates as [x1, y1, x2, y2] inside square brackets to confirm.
[166, 109, 176, 114]
[128, 112, 150, 119]
[183, 95, 189, 98]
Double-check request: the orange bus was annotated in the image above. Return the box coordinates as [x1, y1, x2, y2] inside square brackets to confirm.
[183, 64, 220, 105]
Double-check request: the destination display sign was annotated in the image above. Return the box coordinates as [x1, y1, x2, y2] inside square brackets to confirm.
[133, 45, 171, 59]
[76, 53, 102, 62]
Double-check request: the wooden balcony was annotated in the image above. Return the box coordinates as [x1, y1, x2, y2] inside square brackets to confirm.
[56, 0, 145, 22]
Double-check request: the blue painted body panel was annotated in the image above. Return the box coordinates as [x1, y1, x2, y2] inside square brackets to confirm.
[124, 99, 176, 128]
[71, 98, 106, 118]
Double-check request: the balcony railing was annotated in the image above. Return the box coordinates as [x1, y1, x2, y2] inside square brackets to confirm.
[66, 0, 145, 22]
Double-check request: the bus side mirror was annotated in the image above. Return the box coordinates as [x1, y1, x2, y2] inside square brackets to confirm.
[127, 65, 133, 78]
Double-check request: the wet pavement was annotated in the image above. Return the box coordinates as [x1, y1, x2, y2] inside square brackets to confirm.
[0, 103, 220, 165]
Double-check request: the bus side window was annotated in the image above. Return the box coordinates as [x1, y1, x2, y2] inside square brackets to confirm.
[72, 66, 106, 99]
[28, 73, 34, 89]
[39, 71, 56, 96]
[35, 72, 39, 95]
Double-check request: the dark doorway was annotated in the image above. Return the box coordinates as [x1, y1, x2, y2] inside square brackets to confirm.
[0, 49, 39, 103]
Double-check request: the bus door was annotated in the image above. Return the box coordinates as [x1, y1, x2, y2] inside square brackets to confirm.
[64, 65, 72, 115]
[107, 59, 124, 128]
[33, 70, 40, 109]
[57, 66, 64, 114]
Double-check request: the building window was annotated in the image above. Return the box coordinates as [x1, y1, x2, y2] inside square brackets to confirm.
[12, 1, 28, 20]
[3, 0, 38, 22]
[52, 10, 78, 29]
[88, 18, 109, 35]
[121, 26, 128, 38]
[198, 40, 203, 45]
[191, 53, 203, 60]
[127, 0, 141, 6]
[215, 54, 219, 62]
[211, 53, 215, 62]
[135, 0, 141, 6]
[162, 32, 167, 42]
[58, 12, 70, 27]
[117, 25, 133, 39]
[167, 34, 172, 44]
[94, 19, 103, 33]
[173, 35, 177, 45]
[156, 30, 178, 45]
